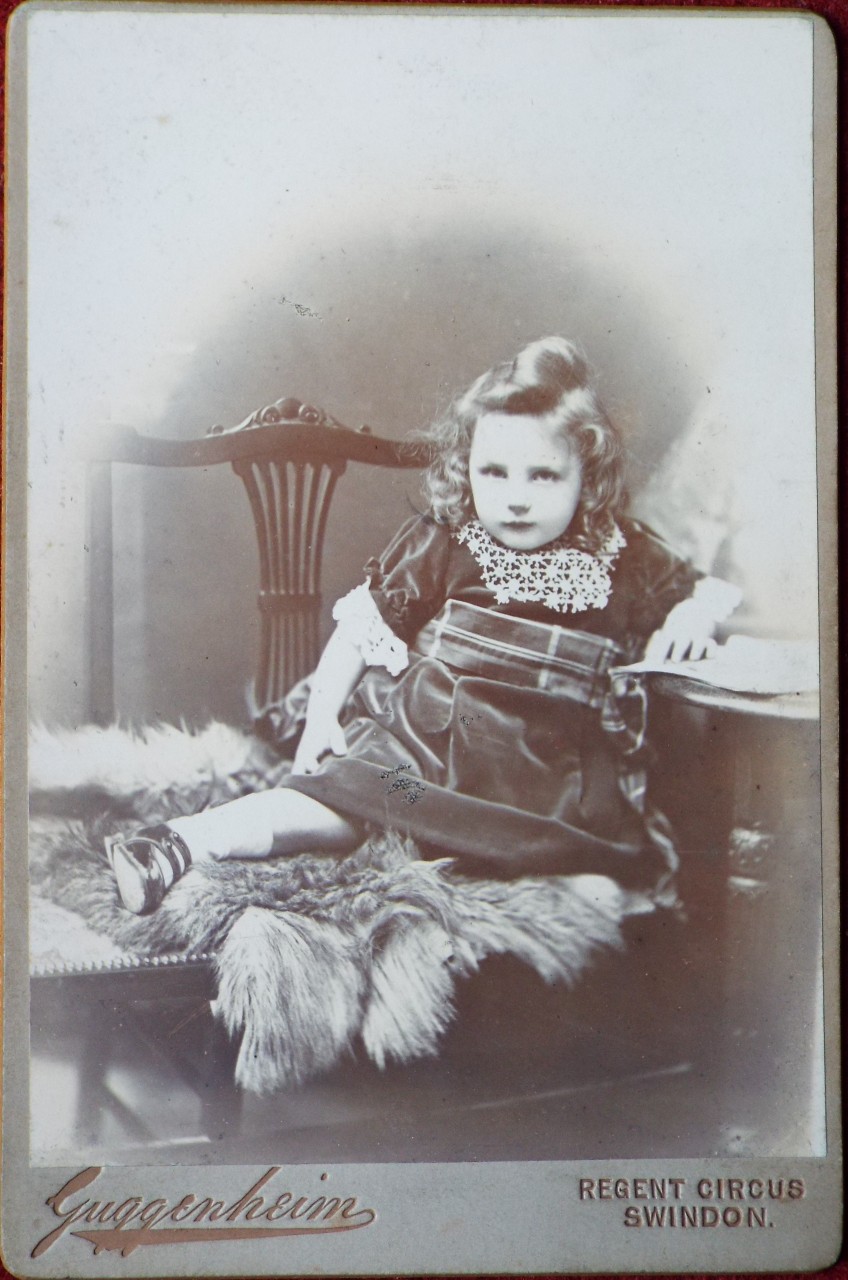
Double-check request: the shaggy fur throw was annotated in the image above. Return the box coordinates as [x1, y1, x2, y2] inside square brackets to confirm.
[29, 721, 652, 1094]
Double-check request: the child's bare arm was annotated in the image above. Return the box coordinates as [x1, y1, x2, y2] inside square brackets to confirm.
[644, 576, 743, 663]
[292, 628, 366, 775]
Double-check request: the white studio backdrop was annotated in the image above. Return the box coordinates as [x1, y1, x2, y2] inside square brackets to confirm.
[23, 8, 816, 724]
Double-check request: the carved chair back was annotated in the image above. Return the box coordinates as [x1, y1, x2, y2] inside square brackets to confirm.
[87, 399, 429, 722]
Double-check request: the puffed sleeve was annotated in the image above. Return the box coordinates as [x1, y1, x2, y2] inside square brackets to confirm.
[363, 515, 452, 643]
[623, 520, 704, 640]
[329, 515, 452, 675]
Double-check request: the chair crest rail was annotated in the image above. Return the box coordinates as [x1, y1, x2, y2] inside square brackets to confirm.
[88, 416, 430, 469]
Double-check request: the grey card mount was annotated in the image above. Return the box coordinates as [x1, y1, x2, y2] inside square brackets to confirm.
[2, 4, 840, 1275]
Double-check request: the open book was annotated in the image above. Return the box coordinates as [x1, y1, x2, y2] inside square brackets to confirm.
[615, 635, 819, 697]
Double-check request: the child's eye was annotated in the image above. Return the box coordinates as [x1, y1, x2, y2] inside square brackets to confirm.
[531, 469, 561, 483]
[479, 465, 507, 479]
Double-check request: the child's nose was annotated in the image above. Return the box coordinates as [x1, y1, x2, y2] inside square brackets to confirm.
[508, 500, 530, 514]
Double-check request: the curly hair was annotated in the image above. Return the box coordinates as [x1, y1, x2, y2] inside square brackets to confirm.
[421, 336, 627, 554]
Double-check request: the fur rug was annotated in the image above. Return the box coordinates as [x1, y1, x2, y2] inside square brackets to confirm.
[29, 721, 651, 1094]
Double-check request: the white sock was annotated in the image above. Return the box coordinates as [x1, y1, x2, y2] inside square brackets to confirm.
[168, 796, 275, 863]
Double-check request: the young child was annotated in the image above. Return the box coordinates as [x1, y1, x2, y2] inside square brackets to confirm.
[108, 337, 740, 914]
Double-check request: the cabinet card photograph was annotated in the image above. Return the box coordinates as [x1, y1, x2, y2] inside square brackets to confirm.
[2, 3, 841, 1275]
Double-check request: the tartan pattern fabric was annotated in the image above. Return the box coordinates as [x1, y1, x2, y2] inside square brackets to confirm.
[413, 600, 645, 751]
[413, 600, 625, 707]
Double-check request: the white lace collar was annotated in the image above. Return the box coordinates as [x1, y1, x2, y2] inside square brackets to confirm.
[455, 520, 627, 614]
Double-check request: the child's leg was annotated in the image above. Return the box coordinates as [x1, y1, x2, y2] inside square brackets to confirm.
[168, 789, 360, 861]
[109, 791, 361, 914]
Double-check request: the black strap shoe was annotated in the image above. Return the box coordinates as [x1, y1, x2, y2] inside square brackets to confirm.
[105, 824, 192, 915]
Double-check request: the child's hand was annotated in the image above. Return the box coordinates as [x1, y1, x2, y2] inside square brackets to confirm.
[644, 599, 718, 664]
[292, 713, 348, 775]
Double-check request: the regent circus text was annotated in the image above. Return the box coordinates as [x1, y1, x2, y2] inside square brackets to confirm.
[578, 1177, 806, 1229]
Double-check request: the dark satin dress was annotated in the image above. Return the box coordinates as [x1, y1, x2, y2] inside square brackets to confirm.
[279, 515, 700, 889]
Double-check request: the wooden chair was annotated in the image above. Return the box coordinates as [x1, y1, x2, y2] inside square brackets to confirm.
[85, 398, 428, 722]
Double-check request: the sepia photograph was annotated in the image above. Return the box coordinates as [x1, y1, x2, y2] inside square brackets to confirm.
[3, 3, 840, 1275]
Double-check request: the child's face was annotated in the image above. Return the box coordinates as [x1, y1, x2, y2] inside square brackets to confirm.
[469, 413, 583, 551]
